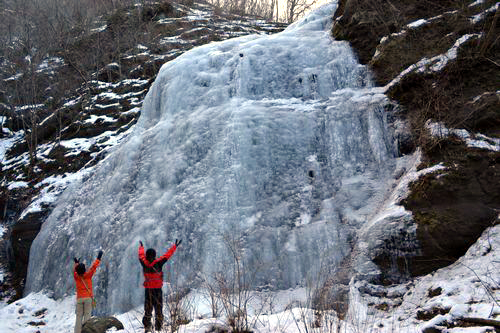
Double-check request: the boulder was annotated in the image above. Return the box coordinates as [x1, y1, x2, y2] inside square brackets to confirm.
[82, 317, 124, 333]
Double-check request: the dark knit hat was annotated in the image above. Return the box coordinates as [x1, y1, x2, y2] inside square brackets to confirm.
[76, 263, 86, 275]
[146, 248, 156, 262]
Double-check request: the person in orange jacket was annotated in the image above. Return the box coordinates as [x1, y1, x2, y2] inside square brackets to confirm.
[73, 250, 103, 333]
[138, 239, 181, 332]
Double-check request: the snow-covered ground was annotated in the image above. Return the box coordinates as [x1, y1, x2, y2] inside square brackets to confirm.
[1, 223, 498, 332]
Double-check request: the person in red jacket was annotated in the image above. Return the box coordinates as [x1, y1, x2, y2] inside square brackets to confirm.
[138, 239, 181, 332]
[73, 250, 103, 333]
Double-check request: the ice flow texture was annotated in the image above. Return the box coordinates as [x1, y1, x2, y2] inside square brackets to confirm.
[26, 3, 398, 313]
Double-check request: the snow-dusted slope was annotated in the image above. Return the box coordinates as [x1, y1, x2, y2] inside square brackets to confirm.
[26, 3, 405, 313]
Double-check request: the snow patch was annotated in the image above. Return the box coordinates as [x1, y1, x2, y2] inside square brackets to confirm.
[36, 57, 64, 73]
[407, 19, 428, 28]
[4, 73, 23, 82]
[19, 171, 94, 219]
[84, 115, 117, 125]
[91, 24, 107, 32]
[7, 181, 29, 190]
[427, 121, 500, 152]
[469, 0, 485, 6]
[14, 104, 45, 112]
[385, 34, 482, 90]
[470, 2, 499, 24]
[0, 131, 24, 162]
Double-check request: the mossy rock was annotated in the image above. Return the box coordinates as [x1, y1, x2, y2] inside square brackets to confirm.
[403, 146, 499, 276]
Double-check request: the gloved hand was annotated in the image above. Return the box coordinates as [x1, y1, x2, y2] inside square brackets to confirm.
[97, 250, 103, 260]
[175, 239, 182, 246]
[139, 241, 143, 247]
[73, 257, 79, 264]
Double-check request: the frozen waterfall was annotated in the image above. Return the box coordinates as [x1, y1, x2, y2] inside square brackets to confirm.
[26, 3, 400, 313]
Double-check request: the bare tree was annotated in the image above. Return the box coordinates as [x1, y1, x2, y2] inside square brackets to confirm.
[200, 230, 272, 332]
[165, 285, 193, 333]
[285, 0, 317, 23]
[204, 0, 317, 22]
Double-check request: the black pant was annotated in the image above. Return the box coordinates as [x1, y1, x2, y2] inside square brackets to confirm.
[143, 288, 163, 330]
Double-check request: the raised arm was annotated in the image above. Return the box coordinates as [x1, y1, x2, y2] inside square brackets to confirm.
[86, 259, 100, 277]
[86, 251, 102, 277]
[73, 257, 79, 279]
[157, 244, 176, 262]
[157, 239, 182, 262]
[138, 241, 146, 263]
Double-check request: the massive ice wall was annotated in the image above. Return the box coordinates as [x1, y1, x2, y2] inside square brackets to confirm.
[26, 3, 399, 313]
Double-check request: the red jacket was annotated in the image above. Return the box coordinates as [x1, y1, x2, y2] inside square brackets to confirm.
[73, 259, 100, 299]
[138, 244, 177, 288]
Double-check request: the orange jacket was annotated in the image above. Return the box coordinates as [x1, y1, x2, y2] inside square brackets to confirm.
[138, 244, 177, 288]
[73, 259, 100, 299]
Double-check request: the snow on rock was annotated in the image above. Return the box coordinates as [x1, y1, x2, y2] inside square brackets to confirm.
[427, 121, 500, 152]
[469, 0, 486, 6]
[470, 2, 499, 24]
[407, 19, 428, 28]
[354, 150, 446, 279]
[7, 181, 29, 190]
[19, 171, 94, 219]
[385, 33, 483, 90]
[348, 223, 500, 332]
[36, 57, 64, 74]
[0, 131, 24, 162]
[84, 115, 118, 125]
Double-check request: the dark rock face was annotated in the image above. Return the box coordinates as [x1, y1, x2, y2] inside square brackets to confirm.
[10, 213, 45, 295]
[82, 316, 124, 333]
[0, 186, 48, 300]
[334, 0, 499, 280]
[403, 144, 500, 276]
[333, 0, 476, 65]
[334, 0, 499, 135]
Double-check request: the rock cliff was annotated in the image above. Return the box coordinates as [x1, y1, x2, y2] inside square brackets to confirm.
[333, 0, 499, 281]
